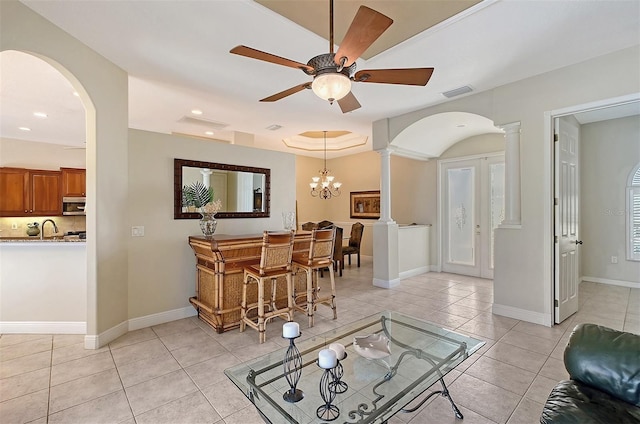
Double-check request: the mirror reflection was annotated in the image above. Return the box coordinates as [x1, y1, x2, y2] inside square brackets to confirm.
[174, 158, 270, 219]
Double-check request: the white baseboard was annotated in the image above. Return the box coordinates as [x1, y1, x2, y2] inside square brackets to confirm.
[373, 277, 401, 289]
[492, 303, 552, 327]
[399, 266, 430, 280]
[581, 276, 640, 289]
[128, 306, 197, 331]
[0, 321, 86, 334]
[84, 320, 128, 349]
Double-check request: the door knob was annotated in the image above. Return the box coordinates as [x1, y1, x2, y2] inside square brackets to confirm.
[575, 240, 583, 245]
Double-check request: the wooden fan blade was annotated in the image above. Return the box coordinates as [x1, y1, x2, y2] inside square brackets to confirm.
[260, 83, 311, 102]
[337, 91, 361, 113]
[354, 68, 434, 86]
[334, 6, 393, 67]
[230, 45, 314, 73]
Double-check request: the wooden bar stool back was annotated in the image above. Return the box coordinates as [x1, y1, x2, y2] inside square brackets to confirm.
[292, 227, 337, 327]
[240, 230, 295, 343]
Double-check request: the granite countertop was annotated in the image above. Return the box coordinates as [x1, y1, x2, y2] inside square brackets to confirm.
[0, 236, 86, 243]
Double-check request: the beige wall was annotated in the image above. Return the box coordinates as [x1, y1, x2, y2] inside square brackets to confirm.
[378, 45, 640, 323]
[2, 0, 129, 342]
[0, 137, 86, 169]
[127, 129, 296, 320]
[581, 115, 640, 284]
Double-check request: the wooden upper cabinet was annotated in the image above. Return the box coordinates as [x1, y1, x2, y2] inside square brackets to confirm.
[61, 168, 86, 197]
[0, 168, 29, 216]
[0, 167, 62, 217]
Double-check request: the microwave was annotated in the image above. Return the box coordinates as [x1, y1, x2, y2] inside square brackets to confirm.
[62, 197, 86, 215]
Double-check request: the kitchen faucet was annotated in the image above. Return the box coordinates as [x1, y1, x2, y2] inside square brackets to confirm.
[40, 219, 59, 240]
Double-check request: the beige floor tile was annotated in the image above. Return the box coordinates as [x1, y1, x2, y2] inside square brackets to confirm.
[110, 338, 169, 367]
[0, 335, 51, 348]
[108, 327, 158, 350]
[124, 369, 198, 416]
[423, 311, 471, 329]
[449, 374, 521, 424]
[185, 353, 242, 390]
[134, 391, 222, 424]
[49, 368, 122, 413]
[0, 367, 50, 402]
[408, 394, 498, 423]
[473, 312, 520, 330]
[117, 351, 181, 388]
[169, 340, 228, 368]
[159, 327, 217, 352]
[453, 298, 493, 311]
[0, 388, 49, 424]
[523, 375, 558, 405]
[51, 342, 109, 366]
[222, 405, 267, 424]
[151, 317, 200, 338]
[538, 357, 569, 381]
[50, 350, 115, 386]
[201, 378, 252, 418]
[483, 341, 547, 373]
[465, 356, 536, 396]
[0, 351, 51, 380]
[511, 321, 564, 342]
[506, 398, 544, 424]
[47, 390, 133, 424]
[0, 337, 52, 362]
[457, 320, 511, 341]
[52, 334, 85, 349]
[499, 331, 558, 356]
[439, 304, 483, 319]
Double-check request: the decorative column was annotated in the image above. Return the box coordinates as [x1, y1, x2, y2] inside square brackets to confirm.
[373, 148, 399, 289]
[379, 149, 393, 222]
[200, 168, 213, 188]
[500, 122, 522, 227]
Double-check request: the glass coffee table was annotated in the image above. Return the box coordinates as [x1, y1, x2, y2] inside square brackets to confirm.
[225, 311, 484, 424]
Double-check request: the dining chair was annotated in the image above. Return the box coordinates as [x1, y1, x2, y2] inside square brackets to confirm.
[342, 222, 364, 268]
[240, 230, 295, 343]
[291, 227, 337, 327]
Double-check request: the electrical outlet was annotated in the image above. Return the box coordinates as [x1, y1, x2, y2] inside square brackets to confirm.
[11, 223, 18, 230]
[131, 226, 144, 237]
[611, 256, 618, 264]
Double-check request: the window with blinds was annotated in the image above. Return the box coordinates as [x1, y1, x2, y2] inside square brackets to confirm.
[628, 164, 640, 261]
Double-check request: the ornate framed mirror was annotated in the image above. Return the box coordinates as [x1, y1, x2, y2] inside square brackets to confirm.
[174, 158, 270, 219]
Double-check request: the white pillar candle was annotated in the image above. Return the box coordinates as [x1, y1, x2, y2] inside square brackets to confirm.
[318, 348, 337, 369]
[282, 322, 300, 338]
[328, 343, 346, 360]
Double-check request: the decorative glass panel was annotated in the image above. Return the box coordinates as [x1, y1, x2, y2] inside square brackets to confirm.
[490, 163, 505, 269]
[448, 167, 474, 265]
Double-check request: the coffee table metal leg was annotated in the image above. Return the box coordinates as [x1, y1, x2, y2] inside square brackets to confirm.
[400, 376, 464, 419]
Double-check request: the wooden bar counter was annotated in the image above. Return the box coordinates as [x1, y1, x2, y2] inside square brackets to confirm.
[188, 233, 311, 333]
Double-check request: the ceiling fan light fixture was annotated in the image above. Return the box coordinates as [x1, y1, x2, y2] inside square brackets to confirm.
[311, 72, 351, 103]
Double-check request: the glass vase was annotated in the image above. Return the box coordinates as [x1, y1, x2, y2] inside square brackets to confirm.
[199, 213, 217, 238]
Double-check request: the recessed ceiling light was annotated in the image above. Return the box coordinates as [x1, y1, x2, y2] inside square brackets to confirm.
[266, 124, 282, 131]
[33, 112, 48, 118]
[19, 127, 31, 131]
[191, 109, 203, 115]
[205, 131, 214, 135]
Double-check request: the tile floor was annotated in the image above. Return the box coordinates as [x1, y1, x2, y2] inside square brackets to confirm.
[1, 258, 638, 424]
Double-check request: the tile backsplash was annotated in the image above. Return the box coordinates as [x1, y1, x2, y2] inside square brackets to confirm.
[0, 216, 86, 238]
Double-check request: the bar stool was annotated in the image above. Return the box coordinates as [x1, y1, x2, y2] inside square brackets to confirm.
[292, 227, 337, 327]
[240, 230, 295, 343]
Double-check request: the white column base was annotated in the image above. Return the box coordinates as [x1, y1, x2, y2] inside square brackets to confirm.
[373, 277, 401, 289]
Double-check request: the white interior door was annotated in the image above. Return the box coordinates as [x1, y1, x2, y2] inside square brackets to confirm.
[554, 116, 581, 323]
[441, 155, 504, 278]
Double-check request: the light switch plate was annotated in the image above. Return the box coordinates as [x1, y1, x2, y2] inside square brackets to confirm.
[131, 226, 144, 237]
[11, 223, 18, 229]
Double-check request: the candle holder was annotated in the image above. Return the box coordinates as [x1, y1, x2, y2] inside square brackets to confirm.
[282, 335, 304, 403]
[316, 362, 340, 421]
[329, 353, 348, 394]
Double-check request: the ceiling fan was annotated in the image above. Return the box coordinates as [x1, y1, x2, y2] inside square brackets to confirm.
[230, 0, 434, 113]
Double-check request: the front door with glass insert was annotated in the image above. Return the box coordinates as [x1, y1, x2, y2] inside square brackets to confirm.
[440, 155, 504, 279]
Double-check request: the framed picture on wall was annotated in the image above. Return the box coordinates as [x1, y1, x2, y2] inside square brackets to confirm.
[350, 190, 381, 219]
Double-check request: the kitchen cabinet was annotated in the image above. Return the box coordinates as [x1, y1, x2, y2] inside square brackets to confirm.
[61, 168, 86, 197]
[0, 167, 62, 217]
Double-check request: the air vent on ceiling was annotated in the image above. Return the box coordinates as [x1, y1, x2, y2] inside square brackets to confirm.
[442, 85, 473, 98]
[266, 124, 282, 131]
[177, 116, 228, 129]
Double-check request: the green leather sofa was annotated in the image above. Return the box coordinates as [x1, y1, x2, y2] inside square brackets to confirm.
[540, 323, 640, 424]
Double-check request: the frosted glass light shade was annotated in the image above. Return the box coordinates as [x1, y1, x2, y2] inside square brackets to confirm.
[312, 73, 351, 102]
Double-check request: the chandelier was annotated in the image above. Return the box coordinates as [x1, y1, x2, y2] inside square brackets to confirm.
[310, 131, 342, 199]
